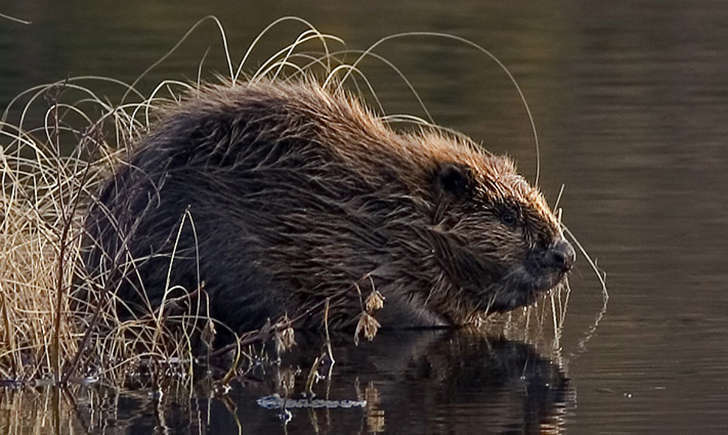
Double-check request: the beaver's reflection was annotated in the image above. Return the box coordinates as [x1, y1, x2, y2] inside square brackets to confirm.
[224, 330, 572, 434]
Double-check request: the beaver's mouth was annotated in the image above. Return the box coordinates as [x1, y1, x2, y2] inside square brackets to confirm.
[437, 237, 575, 315]
[483, 265, 566, 313]
[478, 239, 576, 313]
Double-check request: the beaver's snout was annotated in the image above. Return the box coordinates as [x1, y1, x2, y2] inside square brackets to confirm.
[546, 239, 576, 273]
[527, 238, 576, 278]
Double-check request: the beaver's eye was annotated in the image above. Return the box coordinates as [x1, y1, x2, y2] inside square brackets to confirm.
[434, 163, 472, 199]
[500, 209, 518, 228]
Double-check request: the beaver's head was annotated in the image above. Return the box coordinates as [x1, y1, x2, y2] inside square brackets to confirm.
[400, 133, 575, 323]
[279, 86, 576, 325]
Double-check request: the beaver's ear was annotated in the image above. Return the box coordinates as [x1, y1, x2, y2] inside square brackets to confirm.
[434, 163, 473, 199]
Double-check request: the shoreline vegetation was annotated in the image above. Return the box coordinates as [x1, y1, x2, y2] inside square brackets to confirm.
[0, 16, 605, 407]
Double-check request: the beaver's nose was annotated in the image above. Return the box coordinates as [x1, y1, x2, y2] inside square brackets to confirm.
[546, 239, 576, 272]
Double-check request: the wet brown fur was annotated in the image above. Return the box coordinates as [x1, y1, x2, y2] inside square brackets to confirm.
[82, 79, 571, 332]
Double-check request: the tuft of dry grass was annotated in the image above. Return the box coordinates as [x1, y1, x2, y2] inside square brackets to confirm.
[1, 114, 97, 383]
[0, 73, 234, 385]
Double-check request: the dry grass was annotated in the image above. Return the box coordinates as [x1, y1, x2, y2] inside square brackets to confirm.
[1, 110, 99, 383]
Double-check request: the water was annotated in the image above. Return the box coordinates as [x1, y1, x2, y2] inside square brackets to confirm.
[2, 0, 728, 433]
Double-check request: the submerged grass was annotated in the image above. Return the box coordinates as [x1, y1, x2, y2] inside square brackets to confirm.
[0, 16, 606, 392]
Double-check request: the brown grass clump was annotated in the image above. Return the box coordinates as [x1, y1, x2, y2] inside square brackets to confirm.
[0, 79, 259, 388]
[0, 83, 164, 383]
[1, 110, 100, 382]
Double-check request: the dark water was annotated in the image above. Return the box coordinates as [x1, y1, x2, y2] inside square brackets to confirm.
[2, 0, 728, 433]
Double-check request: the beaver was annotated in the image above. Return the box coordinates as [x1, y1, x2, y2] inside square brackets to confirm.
[82, 79, 575, 333]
